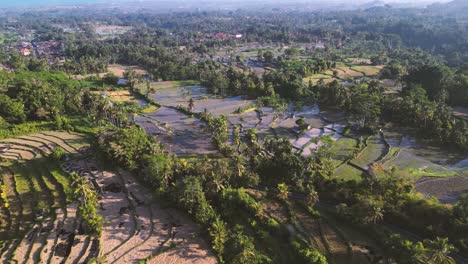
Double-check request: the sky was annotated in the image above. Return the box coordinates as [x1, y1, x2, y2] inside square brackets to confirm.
[0, 0, 453, 8]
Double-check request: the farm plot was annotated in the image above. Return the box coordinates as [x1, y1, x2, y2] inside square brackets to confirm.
[98, 90, 143, 104]
[386, 150, 457, 177]
[291, 202, 351, 263]
[193, 96, 254, 116]
[150, 85, 209, 107]
[334, 67, 365, 79]
[351, 134, 387, 170]
[350, 65, 383, 76]
[382, 128, 465, 176]
[227, 110, 260, 129]
[330, 138, 358, 165]
[333, 164, 364, 182]
[415, 175, 468, 204]
[107, 64, 147, 78]
[62, 160, 217, 264]
[303, 74, 337, 85]
[138, 107, 217, 155]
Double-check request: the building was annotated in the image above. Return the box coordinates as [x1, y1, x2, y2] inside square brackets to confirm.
[20, 48, 31, 56]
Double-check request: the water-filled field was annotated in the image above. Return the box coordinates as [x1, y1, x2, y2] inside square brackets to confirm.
[139, 84, 467, 202]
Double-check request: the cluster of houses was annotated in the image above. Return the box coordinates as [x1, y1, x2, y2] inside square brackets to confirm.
[210, 32, 243, 41]
[15, 39, 63, 64]
[19, 41, 32, 56]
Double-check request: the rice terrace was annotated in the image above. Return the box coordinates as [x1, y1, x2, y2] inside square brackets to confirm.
[1, 0, 468, 264]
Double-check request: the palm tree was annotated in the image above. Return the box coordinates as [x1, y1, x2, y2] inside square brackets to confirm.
[72, 173, 95, 206]
[363, 205, 384, 224]
[276, 183, 289, 201]
[424, 238, 456, 264]
[188, 98, 195, 113]
[305, 185, 319, 207]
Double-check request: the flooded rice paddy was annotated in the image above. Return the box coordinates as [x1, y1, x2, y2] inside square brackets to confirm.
[135, 84, 467, 202]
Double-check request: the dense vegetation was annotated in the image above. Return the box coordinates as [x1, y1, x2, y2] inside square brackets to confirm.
[0, 1, 467, 263]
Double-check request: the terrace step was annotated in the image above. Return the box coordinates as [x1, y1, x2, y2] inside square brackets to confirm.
[39, 208, 66, 264]
[11, 222, 42, 264]
[86, 165, 136, 256]
[48, 202, 78, 264]
[1, 138, 51, 156]
[107, 170, 164, 263]
[101, 168, 138, 261]
[1, 167, 24, 236]
[30, 133, 77, 154]
[66, 234, 91, 264]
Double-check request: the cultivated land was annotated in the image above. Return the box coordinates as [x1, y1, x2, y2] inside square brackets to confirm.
[135, 83, 468, 204]
[303, 64, 383, 84]
[0, 131, 215, 264]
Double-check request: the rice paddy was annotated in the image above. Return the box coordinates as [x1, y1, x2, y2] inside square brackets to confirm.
[0, 131, 216, 263]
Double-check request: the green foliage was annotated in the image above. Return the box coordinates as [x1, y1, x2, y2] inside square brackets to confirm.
[99, 126, 156, 170]
[224, 226, 271, 264]
[209, 217, 228, 262]
[49, 147, 67, 161]
[71, 173, 103, 237]
[220, 188, 264, 220]
[177, 176, 216, 225]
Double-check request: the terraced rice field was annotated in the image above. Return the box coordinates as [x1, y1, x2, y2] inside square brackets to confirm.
[0, 132, 87, 263]
[0, 131, 216, 263]
[350, 65, 383, 76]
[303, 74, 338, 85]
[352, 134, 388, 170]
[292, 202, 385, 264]
[137, 107, 217, 156]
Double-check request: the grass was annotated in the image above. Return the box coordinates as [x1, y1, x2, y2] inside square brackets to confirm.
[303, 74, 337, 85]
[333, 164, 363, 182]
[142, 105, 159, 113]
[350, 66, 382, 76]
[137, 80, 200, 93]
[330, 138, 358, 166]
[352, 135, 386, 168]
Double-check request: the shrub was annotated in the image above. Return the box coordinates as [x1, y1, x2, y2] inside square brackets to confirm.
[49, 147, 67, 161]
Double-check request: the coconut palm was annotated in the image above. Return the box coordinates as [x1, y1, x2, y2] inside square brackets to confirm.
[305, 185, 319, 207]
[424, 237, 456, 264]
[363, 204, 384, 224]
[72, 173, 95, 206]
[276, 183, 289, 201]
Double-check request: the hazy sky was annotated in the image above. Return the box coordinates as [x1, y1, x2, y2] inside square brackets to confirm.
[0, 0, 453, 8]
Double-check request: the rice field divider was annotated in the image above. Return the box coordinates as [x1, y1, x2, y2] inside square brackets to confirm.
[292, 203, 328, 252]
[0, 139, 49, 157]
[11, 164, 38, 230]
[333, 139, 361, 170]
[320, 214, 353, 261]
[101, 169, 139, 258]
[0, 152, 21, 160]
[1, 166, 24, 236]
[16, 136, 58, 152]
[82, 238, 100, 264]
[110, 169, 158, 263]
[37, 132, 80, 153]
[68, 235, 92, 264]
[12, 162, 55, 263]
[372, 132, 391, 165]
[349, 67, 367, 77]
[297, 128, 325, 155]
[27, 220, 51, 263]
[7, 146, 38, 160]
[7, 222, 40, 262]
[0, 176, 12, 238]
